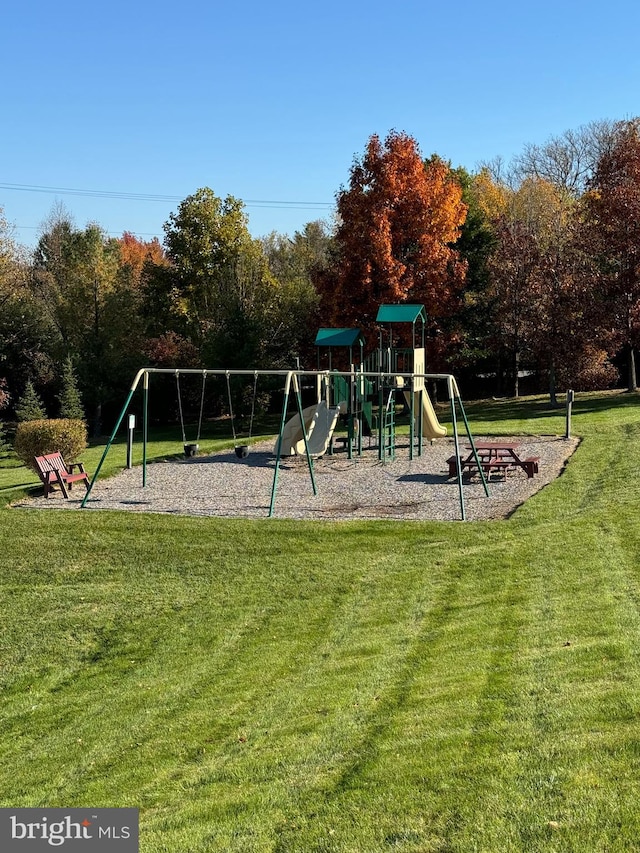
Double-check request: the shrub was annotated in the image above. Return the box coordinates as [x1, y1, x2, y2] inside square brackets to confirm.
[14, 419, 88, 471]
[15, 381, 47, 422]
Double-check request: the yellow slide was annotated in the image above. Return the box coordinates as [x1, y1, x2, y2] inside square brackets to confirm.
[275, 401, 343, 457]
[404, 390, 447, 440]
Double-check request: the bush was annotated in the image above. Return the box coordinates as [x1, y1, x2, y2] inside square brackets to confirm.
[14, 419, 88, 471]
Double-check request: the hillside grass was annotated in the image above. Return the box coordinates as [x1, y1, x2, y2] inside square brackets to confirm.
[1, 389, 640, 851]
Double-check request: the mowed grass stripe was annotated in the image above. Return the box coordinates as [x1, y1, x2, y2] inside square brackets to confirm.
[2, 391, 640, 851]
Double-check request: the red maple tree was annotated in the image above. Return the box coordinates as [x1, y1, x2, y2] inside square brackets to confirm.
[318, 131, 467, 336]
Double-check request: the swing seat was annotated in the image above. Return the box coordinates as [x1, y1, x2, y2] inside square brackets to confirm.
[184, 443, 199, 457]
[235, 444, 250, 459]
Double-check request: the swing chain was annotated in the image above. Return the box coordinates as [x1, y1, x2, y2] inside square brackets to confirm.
[196, 370, 207, 443]
[247, 371, 258, 442]
[225, 372, 238, 443]
[177, 370, 207, 447]
[175, 371, 186, 444]
[226, 371, 258, 448]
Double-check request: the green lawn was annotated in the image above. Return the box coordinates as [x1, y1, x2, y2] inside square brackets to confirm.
[2, 390, 640, 851]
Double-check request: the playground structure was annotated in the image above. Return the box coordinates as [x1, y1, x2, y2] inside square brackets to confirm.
[81, 303, 489, 520]
[307, 305, 448, 461]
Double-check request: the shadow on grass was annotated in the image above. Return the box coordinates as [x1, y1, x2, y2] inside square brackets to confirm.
[454, 389, 640, 426]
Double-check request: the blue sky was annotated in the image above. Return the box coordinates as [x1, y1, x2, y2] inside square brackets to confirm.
[3, 0, 640, 248]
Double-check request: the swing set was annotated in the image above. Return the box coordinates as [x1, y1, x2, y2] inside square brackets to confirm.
[81, 366, 485, 520]
[173, 370, 259, 460]
[175, 371, 206, 457]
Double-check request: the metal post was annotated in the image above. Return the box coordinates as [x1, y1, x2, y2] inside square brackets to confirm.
[452, 377, 489, 499]
[565, 389, 574, 438]
[269, 372, 317, 518]
[294, 373, 317, 496]
[126, 414, 135, 469]
[142, 371, 149, 488]
[409, 379, 415, 461]
[269, 373, 291, 517]
[81, 369, 146, 508]
[449, 383, 466, 522]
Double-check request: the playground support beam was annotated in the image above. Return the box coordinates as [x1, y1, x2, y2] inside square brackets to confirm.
[82, 367, 320, 513]
[269, 372, 317, 517]
[81, 366, 485, 520]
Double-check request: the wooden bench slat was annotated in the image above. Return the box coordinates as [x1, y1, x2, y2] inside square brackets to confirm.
[34, 452, 90, 499]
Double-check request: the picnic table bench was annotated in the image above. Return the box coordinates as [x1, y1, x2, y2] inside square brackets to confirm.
[447, 441, 540, 480]
[34, 452, 91, 498]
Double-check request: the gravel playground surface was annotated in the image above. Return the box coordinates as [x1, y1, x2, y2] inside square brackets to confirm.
[15, 435, 579, 522]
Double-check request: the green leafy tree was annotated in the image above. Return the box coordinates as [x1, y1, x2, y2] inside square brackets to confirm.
[447, 167, 497, 375]
[57, 357, 85, 420]
[161, 188, 285, 368]
[32, 214, 143, 433]
[0, 207, 53, 406]
[15, 380, 47, 421]
[261, 221, 329, 365]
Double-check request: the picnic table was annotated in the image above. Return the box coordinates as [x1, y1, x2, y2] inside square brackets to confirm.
[447, 441, 540, 480]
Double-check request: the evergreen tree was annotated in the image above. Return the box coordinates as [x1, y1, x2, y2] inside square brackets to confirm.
[58, 357, 85, 420]
[15, 380, 47, 422]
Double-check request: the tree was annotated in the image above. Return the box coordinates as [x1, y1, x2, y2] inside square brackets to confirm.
[15, 380, 47, 421]
[447, 167, 498, 374]
[318, 132, 468, 338]
[57, 357, 85, 420]
[261, 221, 329, 365]
[583, 120, 640, 391]
[32, 215, 139, 433]
[0, 378, 9, 454]
[480, 173, 606, 400]
[513, 119, 618, 196]
[161, 188, 295, 370]
[0, 207, 55, 407]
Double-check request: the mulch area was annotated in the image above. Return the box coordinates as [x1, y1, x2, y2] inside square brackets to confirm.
[14, 435, 579, 522]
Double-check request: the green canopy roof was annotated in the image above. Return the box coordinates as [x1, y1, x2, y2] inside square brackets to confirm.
[314, 328, 365, 348]
[375, 304, 427, 324]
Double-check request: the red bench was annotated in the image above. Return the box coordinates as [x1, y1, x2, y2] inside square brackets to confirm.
[34, 452, 90, 498]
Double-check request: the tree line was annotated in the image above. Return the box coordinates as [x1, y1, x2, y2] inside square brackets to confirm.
[1, 117, 640, 435]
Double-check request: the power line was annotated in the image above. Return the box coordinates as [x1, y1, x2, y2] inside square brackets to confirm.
[0, 182, 334, 210]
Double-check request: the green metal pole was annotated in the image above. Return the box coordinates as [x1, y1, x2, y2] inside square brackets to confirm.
[269, 372, 291, 517]
[418, 386, 424, 457]
[268, 372, 317, 518]
[81, 369, 145, 508]
[409, 378, 415, 461]
[448, 379, 466, 521]
[294, 373, 317, 495]
[143, 370, 149, 488]
[453, 379, 489, 499]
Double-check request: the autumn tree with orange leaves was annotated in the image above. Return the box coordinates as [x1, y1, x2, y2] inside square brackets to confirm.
[583, 120, 640, 391]
[318, 132, 467, 344]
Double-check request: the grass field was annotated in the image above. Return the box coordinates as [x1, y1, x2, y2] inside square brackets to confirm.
[2, 390, 640, 851]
